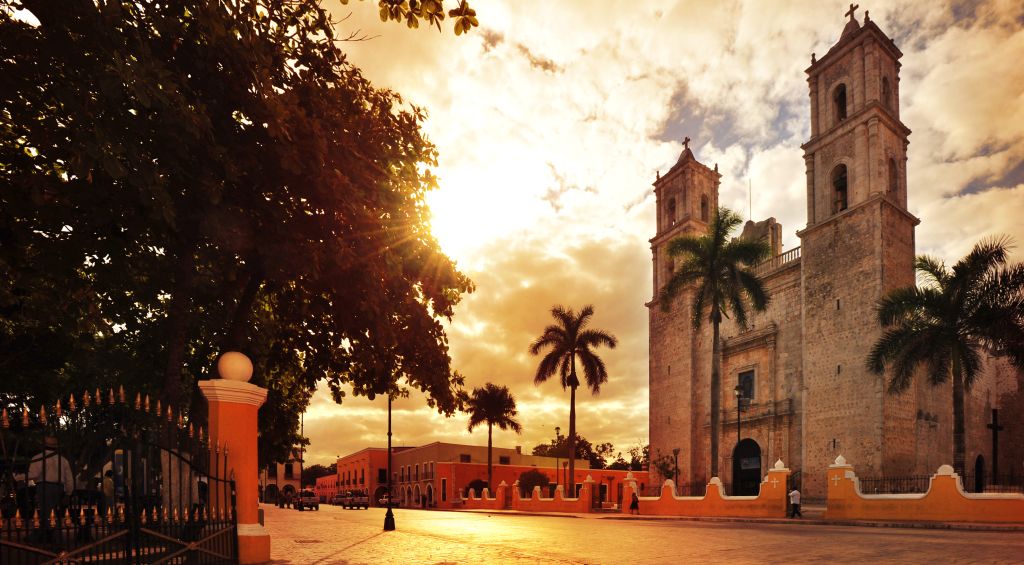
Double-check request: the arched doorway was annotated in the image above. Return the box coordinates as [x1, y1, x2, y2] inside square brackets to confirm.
[264, 484, 279, 503]
[732, 438, 762, 496]
[373, 485, 389, 507]
[426, 484, 434, 507]
[974, 455, 986, 493]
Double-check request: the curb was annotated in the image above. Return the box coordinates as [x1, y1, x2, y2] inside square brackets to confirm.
[447, 508, 1024, 532]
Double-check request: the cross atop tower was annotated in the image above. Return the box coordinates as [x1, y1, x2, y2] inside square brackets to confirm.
[845, 3, 859, 21]
[682, 136, 691, 150]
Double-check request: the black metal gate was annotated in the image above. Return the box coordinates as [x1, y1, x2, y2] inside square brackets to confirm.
[1, 389, 238, 564]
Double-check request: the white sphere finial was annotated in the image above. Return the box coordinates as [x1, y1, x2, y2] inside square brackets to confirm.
[218, 352, 253, 382]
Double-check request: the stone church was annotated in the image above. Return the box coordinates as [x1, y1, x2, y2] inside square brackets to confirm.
[648, 9, 1024, 500]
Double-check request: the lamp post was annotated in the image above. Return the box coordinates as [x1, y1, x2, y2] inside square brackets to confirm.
[384, 393, 396, 531]
[672, 447, 680, 490]
[734, 385, 743, 496]
[554, 426, 561, 489]
[562, 462, 569, 495]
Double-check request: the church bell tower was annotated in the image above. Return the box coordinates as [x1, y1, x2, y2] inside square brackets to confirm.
[798, 5, 923, 496]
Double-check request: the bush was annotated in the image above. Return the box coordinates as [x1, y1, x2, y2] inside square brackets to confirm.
[466, 478, 488, 496]
[518, 469, 550, 497]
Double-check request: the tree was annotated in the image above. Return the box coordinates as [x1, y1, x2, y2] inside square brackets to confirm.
[345, 0, 480, 35]
[867, 238, 1024, 475]
[466, 383, 522, 490]
[529, 305, 617, 489]
[532, 433, 608, 469]
[302, 463, 337, 488]
[0, 0, 473, 466]
[659, 207, 770, 478]
[517, 468, 550, 498]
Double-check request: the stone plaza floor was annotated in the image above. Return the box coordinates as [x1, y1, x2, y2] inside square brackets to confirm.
[261, 503, 1024, 564]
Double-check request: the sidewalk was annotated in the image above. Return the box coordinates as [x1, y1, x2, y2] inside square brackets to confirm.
[444, 504, 1024, 532]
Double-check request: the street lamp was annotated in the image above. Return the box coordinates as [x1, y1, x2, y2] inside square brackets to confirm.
[554, 426, 561, 489]
[672, 448, 680, 491]
[734, 385, 743, 496]
[384, 392, 396, 531]
[562, 462, 569, 495]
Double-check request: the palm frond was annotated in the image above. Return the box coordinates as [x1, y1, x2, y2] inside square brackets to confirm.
[914, 255, 949, 289]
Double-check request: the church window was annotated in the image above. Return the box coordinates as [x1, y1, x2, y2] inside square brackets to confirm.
[834, 83, 848, 123]
[700, 195, 709, 222]
[888, 158, 898, 193]
[831, 165, 848, 214]
[881, 77, 891, 110]
[667, 198, 677, 225]
[737, 370, 755, 405]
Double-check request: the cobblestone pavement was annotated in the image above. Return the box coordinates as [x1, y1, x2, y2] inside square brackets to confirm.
[261, 503, 1024, 564]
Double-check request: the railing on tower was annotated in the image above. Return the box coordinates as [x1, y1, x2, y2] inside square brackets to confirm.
[753, 246, 801, 276]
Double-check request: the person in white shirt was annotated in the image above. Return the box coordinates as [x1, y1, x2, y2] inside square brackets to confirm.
[28, 436, 74, 529]
[788, 487, 802, 518]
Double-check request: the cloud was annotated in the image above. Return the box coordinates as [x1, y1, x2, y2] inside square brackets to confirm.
[304, 0, 1024, 465]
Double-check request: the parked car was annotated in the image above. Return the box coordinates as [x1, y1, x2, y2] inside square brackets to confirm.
[338, 490, 369, 510]
[330, 493, 346, 505]
[295, 489, 319, 511]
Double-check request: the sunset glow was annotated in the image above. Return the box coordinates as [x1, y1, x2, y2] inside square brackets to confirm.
[303, 0, 1024, 466]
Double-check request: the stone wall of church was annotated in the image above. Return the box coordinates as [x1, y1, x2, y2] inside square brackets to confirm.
[648, 290, 697, 486]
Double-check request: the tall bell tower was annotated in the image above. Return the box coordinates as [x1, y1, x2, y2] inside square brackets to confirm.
[798, 6, 923, 497]
[648, 138, 721, 484]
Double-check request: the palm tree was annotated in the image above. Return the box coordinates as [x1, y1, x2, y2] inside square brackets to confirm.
[530, 305, 617, 493]
[658, 207, 771, 478]
[466, 383, 523, 490]
[867, 238, 1024, 475]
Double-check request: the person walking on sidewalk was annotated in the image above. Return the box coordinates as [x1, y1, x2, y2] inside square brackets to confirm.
[629, 492, 640, 515]
[788, 487, 802, 518]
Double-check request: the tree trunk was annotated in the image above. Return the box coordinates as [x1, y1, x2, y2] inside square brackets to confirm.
[487, 423, 493, 491]
[163, 239, 198, 408]
[568, 383, 577, 497]
[710, 310, 722, 478]
[223, 269, 263, 351]
[952, 354, 966, 477]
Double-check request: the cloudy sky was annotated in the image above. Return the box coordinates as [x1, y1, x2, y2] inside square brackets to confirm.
[300, 0, 1024, 465]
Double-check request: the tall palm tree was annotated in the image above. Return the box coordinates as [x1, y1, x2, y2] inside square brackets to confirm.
[466, 383, 523, 490]
[658, 207, 771, 478]
[867, 238, 1024, 475]
[529, 305, 617, 493]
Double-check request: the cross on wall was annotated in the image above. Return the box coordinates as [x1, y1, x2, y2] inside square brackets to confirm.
[770, 478, 779, 489]
[846, 3, 859, 20]
[831, 475, 842, 486]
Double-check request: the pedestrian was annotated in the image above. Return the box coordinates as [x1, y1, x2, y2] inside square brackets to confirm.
[788, 486, 802, 518]
[101, 470, 115, 517]
[629, 491, 640, 515]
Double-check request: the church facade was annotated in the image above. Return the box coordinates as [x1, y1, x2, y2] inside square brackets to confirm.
[648, 9, 1024, 500]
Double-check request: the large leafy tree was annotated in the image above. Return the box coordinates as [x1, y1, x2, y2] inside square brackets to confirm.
[867, 239, 1024, 475]
[529, 305, 617, 491]
[0, 0, 473, 465]
[532, 433, 615, 470]
[466, 383, 522, 489]
[658, 207, 770, 478]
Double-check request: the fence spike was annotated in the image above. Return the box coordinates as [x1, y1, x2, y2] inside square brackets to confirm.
[173, 506, 180, 523]
[135, 392, 141, 410]
[48, 509, 56, 527]
[140, 508, 148, 524]
[82, 390, 91, 408]
[106, 506, 113, 523]
[55, 399, 63, 418]
[178, 413, 184, 428]
[144, 394, 150, 412]
[14, 508, 22, 528]
[33, 508, 40, 527]
[162, 506, 170, 522]
[65, 510, 73, 526]
[119, 385, 126, 403]
[156, 399, 162, 417]
[39, 405, 48, 425]
[108, 388, 115, 405]
[167, 405, 173, 422]
[1, 408, 8, 428]
[118, 505, 125, 523]
[69, 393, 76, 411]
[189, 423, 195, 438]
[94, 388, 100, 407]
[22, 406, 29, 427]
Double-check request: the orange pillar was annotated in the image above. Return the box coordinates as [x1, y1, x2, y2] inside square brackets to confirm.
[199, 352, 270, 565]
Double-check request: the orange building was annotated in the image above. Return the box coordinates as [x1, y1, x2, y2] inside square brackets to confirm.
[375, 441, 650, 510]
[313, 473, 339, 502]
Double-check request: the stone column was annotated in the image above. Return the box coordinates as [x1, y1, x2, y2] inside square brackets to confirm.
[199, 352, 270, 564]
